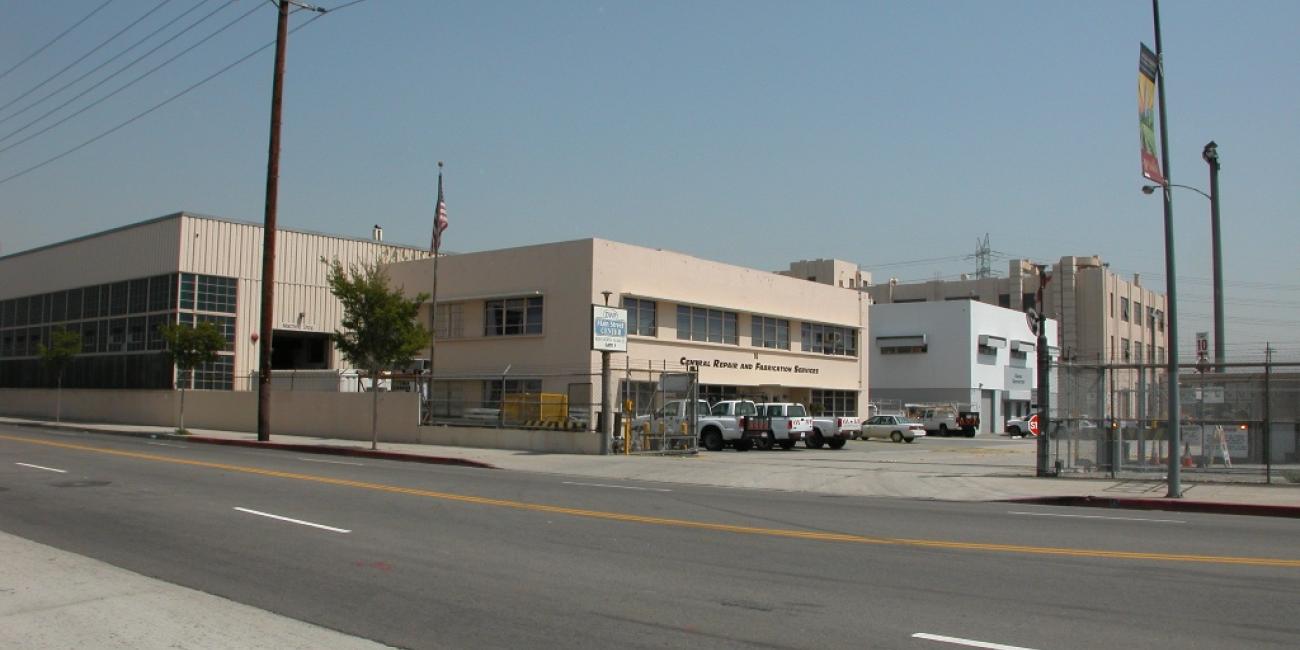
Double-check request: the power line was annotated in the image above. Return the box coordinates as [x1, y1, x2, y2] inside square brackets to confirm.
[0, 1, 369, 188]
[0, 0, 178, 118]
[0, 0, 117, 83]
[0, 1, 256, 156]
[0, 0, 222, 129]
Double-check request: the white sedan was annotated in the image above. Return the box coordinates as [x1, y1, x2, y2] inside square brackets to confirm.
[860, 415, 927, 443]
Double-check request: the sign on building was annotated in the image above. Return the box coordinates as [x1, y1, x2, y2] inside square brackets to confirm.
[591, 305, 628, 352]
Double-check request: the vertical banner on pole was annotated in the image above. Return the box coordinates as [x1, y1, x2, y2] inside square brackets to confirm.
[1138, 44, 1165, 184]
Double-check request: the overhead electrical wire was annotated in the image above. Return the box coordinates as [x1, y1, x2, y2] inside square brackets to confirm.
[0, 0, 246, 152]
[0, 0, 178, 118]
[0, 0, 221, 129]
[0, 0, 370, 188]
[0, 0, 117, 83]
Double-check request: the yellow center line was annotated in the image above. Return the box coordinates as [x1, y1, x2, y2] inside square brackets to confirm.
[6, 433, 1299, 568]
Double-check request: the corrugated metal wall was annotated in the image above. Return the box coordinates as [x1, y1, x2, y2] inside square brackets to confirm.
[0, 217, 182, 299]
[178, 215, 430, 379]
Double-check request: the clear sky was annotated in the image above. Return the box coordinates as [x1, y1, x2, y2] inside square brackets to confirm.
[1, 1, 1296, 361]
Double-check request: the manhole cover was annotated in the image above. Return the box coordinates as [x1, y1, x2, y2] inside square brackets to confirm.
[51, 480, 111, 488]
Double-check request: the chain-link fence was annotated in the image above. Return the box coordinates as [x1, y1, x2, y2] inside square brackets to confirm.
[1052, 359, 1300, 483]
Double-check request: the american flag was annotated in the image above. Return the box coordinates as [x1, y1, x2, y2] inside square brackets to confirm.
[432, 168, 448, 252]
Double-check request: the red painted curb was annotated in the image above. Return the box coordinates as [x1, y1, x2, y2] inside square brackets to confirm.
[1005, 495, 1300, 518]
[184, 436, 497, 470]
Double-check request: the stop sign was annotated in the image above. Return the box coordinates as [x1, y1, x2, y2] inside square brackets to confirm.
[1028, 414, 1040, 436]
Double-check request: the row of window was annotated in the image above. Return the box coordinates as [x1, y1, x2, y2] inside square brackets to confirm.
[0, 313, 235, 359]
[1114, 336, 1165, 363]
[1114, 294, 1164, 330]
[0, 273, 237, 332]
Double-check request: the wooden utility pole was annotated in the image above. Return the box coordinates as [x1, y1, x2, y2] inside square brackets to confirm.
[257, 0, 291, 442]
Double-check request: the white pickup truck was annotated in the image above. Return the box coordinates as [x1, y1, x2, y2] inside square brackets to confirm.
[754, 403, 814, 450]
[808, 414, 861, 449]
[696, 399, 762, 451]
[631, 399, 711, 436]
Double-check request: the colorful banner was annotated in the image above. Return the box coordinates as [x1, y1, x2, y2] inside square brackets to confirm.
[1138, 44, 1164, 184]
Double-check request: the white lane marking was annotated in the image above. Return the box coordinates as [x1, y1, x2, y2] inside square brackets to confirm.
[1008, 510, 1184, 524]
[146, 442, 185, 448]
[913, 632, 1040, 650]
[15, 462, 67, 473]
[233, 507, 351, 533]
[296, 457, 366, 466]
[562, 481, 671, 492]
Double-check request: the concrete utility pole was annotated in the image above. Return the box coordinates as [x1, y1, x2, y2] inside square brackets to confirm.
[256, 0, 291, 442]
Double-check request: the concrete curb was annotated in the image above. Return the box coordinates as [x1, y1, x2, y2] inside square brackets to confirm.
[5, 419, 497, 470]
[1005, 495, 1300, 519]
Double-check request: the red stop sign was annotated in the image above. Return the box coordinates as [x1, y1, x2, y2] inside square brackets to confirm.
[1028, 414, 1040, 436]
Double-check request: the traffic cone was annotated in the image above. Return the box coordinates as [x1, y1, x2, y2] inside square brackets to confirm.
[1181, 443, 1193, 468]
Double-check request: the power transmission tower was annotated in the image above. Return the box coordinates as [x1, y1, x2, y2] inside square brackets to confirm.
[974, 234, 993, 279]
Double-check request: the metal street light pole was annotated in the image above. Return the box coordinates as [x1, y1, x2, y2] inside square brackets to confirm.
[1203, 141, 1224, 372]
[1152, 0, 1182, 497]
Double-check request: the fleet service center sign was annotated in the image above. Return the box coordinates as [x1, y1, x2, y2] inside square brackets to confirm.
[591, 305, 628, 352]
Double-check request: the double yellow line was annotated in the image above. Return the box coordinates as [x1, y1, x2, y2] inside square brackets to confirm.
[7, 433, 1299, 568]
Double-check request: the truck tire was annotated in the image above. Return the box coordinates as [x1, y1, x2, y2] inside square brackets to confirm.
[778, 439, 795, 450]
[964, 428, 976, 438]
[754, 433, 774, 451]
[1007, 425, 1021, 435]
[938, 424, 949, 437]
[807, 429, 826, 449]
[890, 431, 903, 443]
[701, 428, 724, 452]
[734, 437, 753, 452]
[827, 437, 846, 450]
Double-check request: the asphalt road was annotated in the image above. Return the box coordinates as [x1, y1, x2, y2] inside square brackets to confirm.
[2, 423, 1298, 649]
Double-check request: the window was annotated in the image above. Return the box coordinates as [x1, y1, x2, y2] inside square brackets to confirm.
[1121, 338, 1130, 361]
[676, 305, 737, 344]
[80, 321, 98, 354]
[1135, 341, 1143, 364]
[1156, 310, 1165, 331]
[803, 322, 858, 356]
[180, 355, 234, 391]
[482, 378, 542, 407]
[196, 314, 236, 350]
[108, 281, 129, 316]
[148, 274, 175, 312]
[700, 385, 743, 404]
[179, 273, 196, 310]
[623, 297, 657, 337]
[434, 302, 464, 338]
[196, 275, 237, 313]
[83, 286, 102, 319]
[147, 314, 171, 351]
[618, 380, 658, 416]
[66, 288, 83, 320]
[127, 316, 147, 352]
[129, 279, 149, 314]
[811, 389, 857, 418]
[751, 315, 789, 350]
[998, 294, 1011, 308]
[1134, 302, 1143, 326]
[1022, 292, 1036, 311]
[877, 335, 925, 354]
[1120, 297, 1130, 322]
[107, 319, 127, 352]
[485, 297, 543, 336]
[50, 291, 66, 323]
[1157, 346, 1165, 362]
[1110, 292, 1114, 317]
[29, 295, 45, 325]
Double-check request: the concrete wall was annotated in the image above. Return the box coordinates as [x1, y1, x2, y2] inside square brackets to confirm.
[0, 388, 602, 454]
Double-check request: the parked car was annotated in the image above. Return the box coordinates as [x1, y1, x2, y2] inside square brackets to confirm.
[860, 414, 926, 443]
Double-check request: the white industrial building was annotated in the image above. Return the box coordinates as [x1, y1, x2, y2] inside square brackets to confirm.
[0, 213, 428, 390]
[869, 300, 1058, 433]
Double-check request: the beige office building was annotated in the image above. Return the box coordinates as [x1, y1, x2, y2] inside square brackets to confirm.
[0, 213, 428, 390]
[386, 239, 870, 418]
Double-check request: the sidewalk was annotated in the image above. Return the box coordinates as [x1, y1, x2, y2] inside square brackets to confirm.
[4, 416, 1298, 516]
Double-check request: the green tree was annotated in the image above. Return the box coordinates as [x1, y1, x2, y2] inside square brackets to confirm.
[161, 321, 227, 434]
[38, 327, 81, 423]
[325, 258, 429, 449]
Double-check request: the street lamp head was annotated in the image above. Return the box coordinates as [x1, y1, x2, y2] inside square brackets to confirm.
[1202, 141, 1218, 164]
[1141, 185, 1161, 195]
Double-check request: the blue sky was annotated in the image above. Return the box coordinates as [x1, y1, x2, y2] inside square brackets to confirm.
[1, 1, 1296, 360]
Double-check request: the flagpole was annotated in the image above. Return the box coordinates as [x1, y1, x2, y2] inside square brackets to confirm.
[427, 162, 444, 424]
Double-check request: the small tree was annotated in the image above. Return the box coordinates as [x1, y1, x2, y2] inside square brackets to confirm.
[38, 328, 81, 423]
[325, 258, 429, 449]
[161, 321, 226, 434]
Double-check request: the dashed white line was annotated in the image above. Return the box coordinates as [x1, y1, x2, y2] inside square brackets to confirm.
[15, 462, 67, 473]
[913, 632, 1039, 650]
[296, 457, 366, 466]
[233, 507, 351, 533]
[1008, 510, 1185, 524]
[146, 442, 185, 448]
[562, 481, 671, 492]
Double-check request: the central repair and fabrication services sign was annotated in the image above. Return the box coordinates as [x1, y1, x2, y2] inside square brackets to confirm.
[591, 305, 628, 352]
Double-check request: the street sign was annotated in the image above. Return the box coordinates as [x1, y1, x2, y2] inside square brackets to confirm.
[1027, 414, 1040, 436]
[1195, 331, 1209, 361]
[591, 305, 628, 352]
